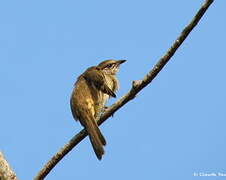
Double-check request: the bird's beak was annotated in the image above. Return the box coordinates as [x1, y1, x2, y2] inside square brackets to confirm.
[117, 60, 126, 64]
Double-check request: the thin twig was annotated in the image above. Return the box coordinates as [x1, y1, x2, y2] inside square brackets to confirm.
[34, 0, 214, 179]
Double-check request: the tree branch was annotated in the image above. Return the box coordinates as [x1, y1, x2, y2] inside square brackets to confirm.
[34, 0, 214, 179]
[0, 152, 18, 180]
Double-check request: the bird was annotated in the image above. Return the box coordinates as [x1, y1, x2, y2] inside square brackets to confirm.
[70, 59, 126, 160]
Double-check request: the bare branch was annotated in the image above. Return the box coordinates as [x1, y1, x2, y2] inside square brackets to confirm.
[34, 0, 214, 179]
[0, 152, 18, 180]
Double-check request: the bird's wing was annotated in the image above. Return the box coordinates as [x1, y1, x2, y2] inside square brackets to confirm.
[82, 67, 116, 98]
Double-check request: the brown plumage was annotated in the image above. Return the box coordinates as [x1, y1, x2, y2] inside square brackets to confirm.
[70, 59, 126, 160]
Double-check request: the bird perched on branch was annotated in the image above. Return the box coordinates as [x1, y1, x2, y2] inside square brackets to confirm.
[70, 59, 126, 160]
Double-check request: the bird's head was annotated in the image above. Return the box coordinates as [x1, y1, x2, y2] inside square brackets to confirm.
[97, 59, 126, 75]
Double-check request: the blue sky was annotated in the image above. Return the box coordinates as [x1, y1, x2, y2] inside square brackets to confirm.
[0, 0, 225, 180]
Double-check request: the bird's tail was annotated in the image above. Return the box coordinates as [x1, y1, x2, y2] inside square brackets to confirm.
[84, 113, 106, 160]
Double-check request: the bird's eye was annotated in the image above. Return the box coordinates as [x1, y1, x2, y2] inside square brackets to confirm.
[105, 64, 113, 69]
